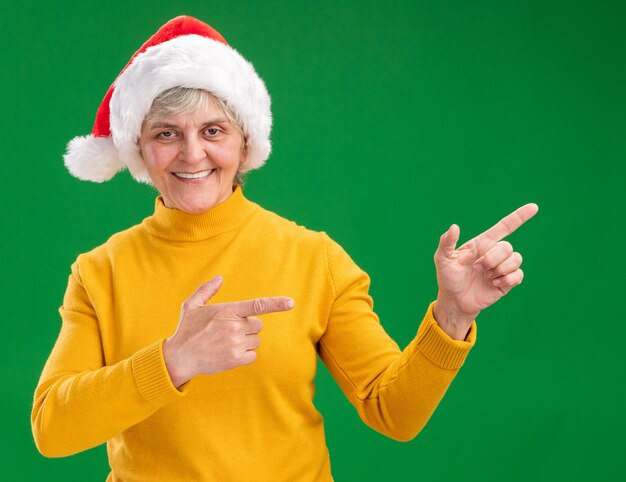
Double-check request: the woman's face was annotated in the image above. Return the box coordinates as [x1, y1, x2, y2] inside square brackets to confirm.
[139, 99, 246, 214]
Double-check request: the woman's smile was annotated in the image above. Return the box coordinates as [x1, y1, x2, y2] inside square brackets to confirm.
[172, 168, 216, 182]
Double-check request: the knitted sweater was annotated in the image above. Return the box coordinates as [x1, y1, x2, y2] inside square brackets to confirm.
[32, 185, 476, 481]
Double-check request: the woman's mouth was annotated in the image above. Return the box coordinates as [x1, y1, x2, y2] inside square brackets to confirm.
[172, 169, 215, 182]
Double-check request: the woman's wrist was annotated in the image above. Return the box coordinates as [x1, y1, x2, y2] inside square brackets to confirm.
[432, 298, 477, 341]
[162, 337, 191, 389]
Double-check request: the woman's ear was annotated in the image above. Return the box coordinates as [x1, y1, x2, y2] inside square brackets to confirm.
[240, 134, 249, 164]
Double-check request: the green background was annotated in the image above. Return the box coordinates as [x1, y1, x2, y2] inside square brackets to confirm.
[2, 0, 624, 480]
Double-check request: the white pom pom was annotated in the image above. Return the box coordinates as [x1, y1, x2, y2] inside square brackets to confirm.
[63, 135, 124, 182]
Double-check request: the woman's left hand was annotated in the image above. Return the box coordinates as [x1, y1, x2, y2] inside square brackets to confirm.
[432, 203, 539, 340]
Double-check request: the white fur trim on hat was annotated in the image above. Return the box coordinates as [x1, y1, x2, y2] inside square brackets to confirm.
[110, 34, 272, 185]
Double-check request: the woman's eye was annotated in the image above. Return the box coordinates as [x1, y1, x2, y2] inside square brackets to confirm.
[158, 130, 176, 139]
[205, 128, 220, 136]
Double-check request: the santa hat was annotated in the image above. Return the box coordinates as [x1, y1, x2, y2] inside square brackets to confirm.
[64, 15, 272, 183]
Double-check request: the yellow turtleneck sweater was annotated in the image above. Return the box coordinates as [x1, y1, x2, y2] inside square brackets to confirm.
[32, 186, 476, 481]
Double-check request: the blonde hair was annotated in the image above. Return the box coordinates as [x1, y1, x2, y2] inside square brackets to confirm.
[143, 87, 248, 186]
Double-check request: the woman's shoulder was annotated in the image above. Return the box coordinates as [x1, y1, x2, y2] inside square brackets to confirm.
[251, 202, 331, 246]
[71, 222, 147, 270]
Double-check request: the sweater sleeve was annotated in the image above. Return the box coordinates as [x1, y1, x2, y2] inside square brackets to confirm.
[318, 234, 476, 442]
[31, 260, 190, 458]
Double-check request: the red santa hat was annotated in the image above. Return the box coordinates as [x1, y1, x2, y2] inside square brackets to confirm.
[64, 15, 272, 183]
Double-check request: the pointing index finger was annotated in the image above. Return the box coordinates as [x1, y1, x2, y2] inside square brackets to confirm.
[481, 203, 539, 243]
[229, 296, 295, 318]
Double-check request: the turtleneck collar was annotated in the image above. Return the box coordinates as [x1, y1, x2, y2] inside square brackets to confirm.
[142, 185, 258, 242]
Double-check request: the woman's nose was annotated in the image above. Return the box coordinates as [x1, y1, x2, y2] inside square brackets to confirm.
[181, 135, 206, 164]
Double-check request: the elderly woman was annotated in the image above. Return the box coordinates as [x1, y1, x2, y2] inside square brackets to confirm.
[32, 16, 537, 482]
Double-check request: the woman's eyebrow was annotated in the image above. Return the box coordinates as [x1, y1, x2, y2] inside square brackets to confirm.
[149, 122, 179, 129]
[149, 118, 230, 129]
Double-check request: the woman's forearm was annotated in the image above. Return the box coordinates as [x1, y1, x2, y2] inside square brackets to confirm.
[32, 339, 186, 457]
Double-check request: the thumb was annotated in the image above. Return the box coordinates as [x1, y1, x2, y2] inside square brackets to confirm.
[183, 275, 224, 312]
[437, 224, 460, 257]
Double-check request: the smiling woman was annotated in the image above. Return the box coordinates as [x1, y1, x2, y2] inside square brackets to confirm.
[32, 14, 537, 482]
[139, 87, 248, 213]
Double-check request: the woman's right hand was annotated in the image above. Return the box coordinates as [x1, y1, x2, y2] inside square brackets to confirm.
[162, 275, 295, 388]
